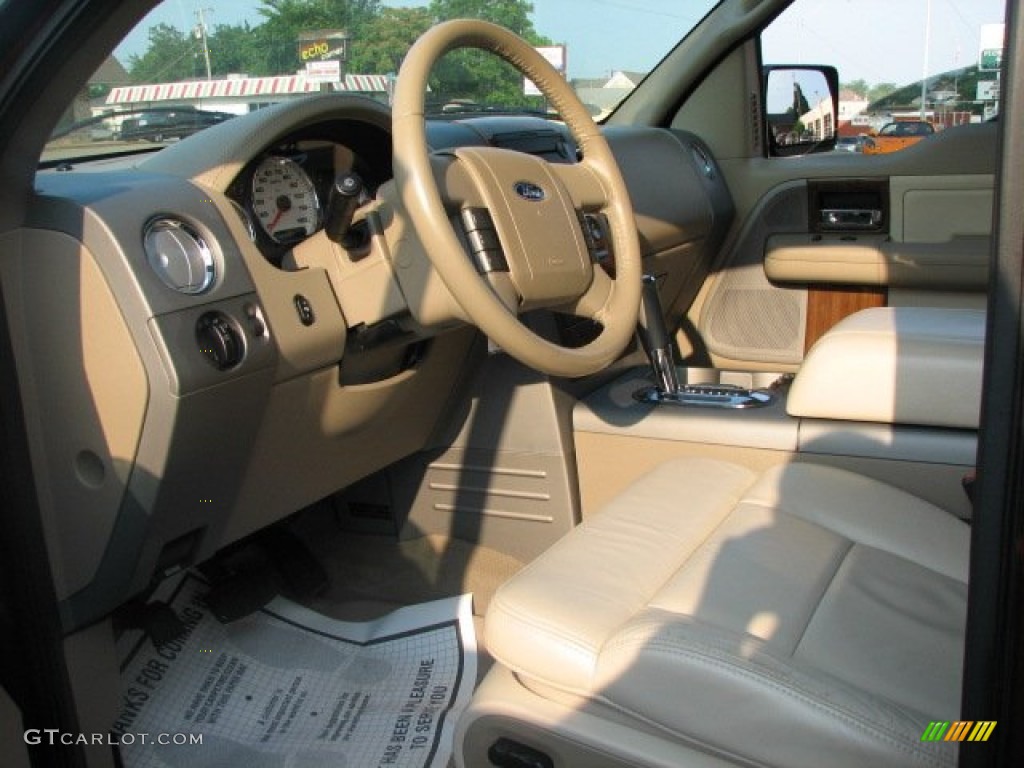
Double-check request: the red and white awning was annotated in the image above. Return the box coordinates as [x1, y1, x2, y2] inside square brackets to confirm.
[343, 74, 390, 92]
[106, 74, 390, 105]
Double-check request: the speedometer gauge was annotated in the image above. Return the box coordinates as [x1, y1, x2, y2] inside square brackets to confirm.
[251, 156, 320, 243]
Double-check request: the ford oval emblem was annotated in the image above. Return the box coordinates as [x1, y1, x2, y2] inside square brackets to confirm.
[514, 181, 546, 202]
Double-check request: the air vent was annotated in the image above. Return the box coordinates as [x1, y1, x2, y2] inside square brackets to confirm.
[491, 130, 575, 163]
[143, 217, 216, 294]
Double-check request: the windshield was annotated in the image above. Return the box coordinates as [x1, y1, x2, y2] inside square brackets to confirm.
[43, 0, 719, 163]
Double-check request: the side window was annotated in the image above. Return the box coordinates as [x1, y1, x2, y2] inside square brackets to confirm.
[761, 0, 1005, 155]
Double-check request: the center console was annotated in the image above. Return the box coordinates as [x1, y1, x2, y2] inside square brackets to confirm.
[575, 307, 985, 520]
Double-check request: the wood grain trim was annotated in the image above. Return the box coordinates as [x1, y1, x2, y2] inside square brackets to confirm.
[805, 285, 887, 352]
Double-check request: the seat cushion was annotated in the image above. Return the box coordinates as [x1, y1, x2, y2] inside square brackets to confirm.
[485, 458, 969, 768]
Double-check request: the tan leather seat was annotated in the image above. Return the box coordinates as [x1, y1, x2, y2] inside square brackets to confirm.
[486, 458, 968, 768]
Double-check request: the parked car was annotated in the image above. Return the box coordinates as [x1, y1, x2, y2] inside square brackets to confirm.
[833, 135, 862, 152]
[119, 108, 235, 142]
[3, 1, 1021, 768]
[861, 119, 936, 154]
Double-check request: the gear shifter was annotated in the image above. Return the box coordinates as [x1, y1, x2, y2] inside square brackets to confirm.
[633, 274, 774, 409]
[636, 274, 681, 395]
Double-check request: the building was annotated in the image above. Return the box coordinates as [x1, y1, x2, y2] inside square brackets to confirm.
[102, 73, 392, 116]
[799, 95, 834, 142]
[571, 71, 648, 119]
[56, 56, 130, 132]
[837, 89, 869, 123]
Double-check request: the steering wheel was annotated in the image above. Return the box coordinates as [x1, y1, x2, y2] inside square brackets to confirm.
[392, 19, 642, 378]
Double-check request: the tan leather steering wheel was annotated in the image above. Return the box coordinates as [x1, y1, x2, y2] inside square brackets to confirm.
[392, 19, 642, 378]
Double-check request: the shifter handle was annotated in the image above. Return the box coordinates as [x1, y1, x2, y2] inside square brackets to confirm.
[639, 275, 670, 350]
[637, 274, 681, 395]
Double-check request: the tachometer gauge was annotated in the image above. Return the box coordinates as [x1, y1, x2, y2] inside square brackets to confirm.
[251, 156, 320, 243]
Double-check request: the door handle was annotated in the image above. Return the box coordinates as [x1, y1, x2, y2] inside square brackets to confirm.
[820, 208, 883, 229]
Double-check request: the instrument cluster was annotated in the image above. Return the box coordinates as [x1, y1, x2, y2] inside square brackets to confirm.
[226, 119, 393, 264]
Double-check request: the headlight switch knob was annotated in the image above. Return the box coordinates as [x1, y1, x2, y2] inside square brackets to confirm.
[195, 311, 244, 370]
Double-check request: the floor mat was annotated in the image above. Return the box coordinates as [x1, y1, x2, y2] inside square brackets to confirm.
[114, 573, 476, 768]
[286, 520, 525, 622]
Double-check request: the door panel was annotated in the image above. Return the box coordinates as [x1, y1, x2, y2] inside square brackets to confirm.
[893, 175, 995, 242]
[692, 127, 997, 370]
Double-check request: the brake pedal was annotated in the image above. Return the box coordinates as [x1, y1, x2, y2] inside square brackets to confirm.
[142, 602, 188, 646]
[258, 527, 329, 600]
[203, 566, 278, 623]
[117, 599, 188, 647]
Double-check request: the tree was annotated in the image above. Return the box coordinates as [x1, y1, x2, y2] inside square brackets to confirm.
[124, 0, 557, 109]
[426, 0, 553, 107]
[127, 23, 202, 83]
[430, 0, 542, 36]
[258, 0, 380, 31]
[792, 82, 810, 115]
[348, 7, 433, 75]
[841, 78, 869, 97]
[867, 82, 897, 103]
[207, 23, 261, 76]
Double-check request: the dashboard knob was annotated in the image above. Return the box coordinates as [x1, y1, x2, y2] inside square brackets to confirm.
[195, 311, 244, 370]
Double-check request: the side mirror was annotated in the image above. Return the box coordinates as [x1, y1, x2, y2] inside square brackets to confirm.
[763, 65, 840, 157]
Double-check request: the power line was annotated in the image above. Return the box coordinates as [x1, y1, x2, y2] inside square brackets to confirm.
[194, 7, 214, 80]
[943, 0, 976, 36]
[584, 0, 705, 24]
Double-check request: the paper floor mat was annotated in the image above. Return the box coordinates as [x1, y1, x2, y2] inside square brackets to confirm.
[114, 573, 477, 768]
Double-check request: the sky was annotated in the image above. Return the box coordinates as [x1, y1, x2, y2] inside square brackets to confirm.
[761, 0, 1006, 86]
[117, 0, 1008, 88]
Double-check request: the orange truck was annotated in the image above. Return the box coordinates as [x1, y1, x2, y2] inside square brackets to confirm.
[861, 120, 935, 154]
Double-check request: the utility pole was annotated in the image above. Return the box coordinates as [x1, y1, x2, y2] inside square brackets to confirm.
[919, 0, 931, 121]
[195, 8, 213, 81]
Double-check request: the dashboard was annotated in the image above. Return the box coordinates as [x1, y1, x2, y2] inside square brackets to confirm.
[224, 114, 576, 266]
[25, 95, 731, 632]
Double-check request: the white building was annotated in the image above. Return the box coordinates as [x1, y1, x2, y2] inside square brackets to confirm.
[837, 89, 869, 122]
[799, 97, 834, 141]
[800, 89, 869, 139]
[103, 73, 391, 115]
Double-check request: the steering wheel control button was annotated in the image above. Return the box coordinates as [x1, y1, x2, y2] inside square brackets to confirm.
[294, 294, 316, 326]
[474, 248, 510, 273]
[195, 311, 244, 371]
[580, 212, 612, 262]
[460, 207, 509, 273]
[467, 227, 501, 253]
[144, 217, 216, 294]
[459, 207, 494, 233]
